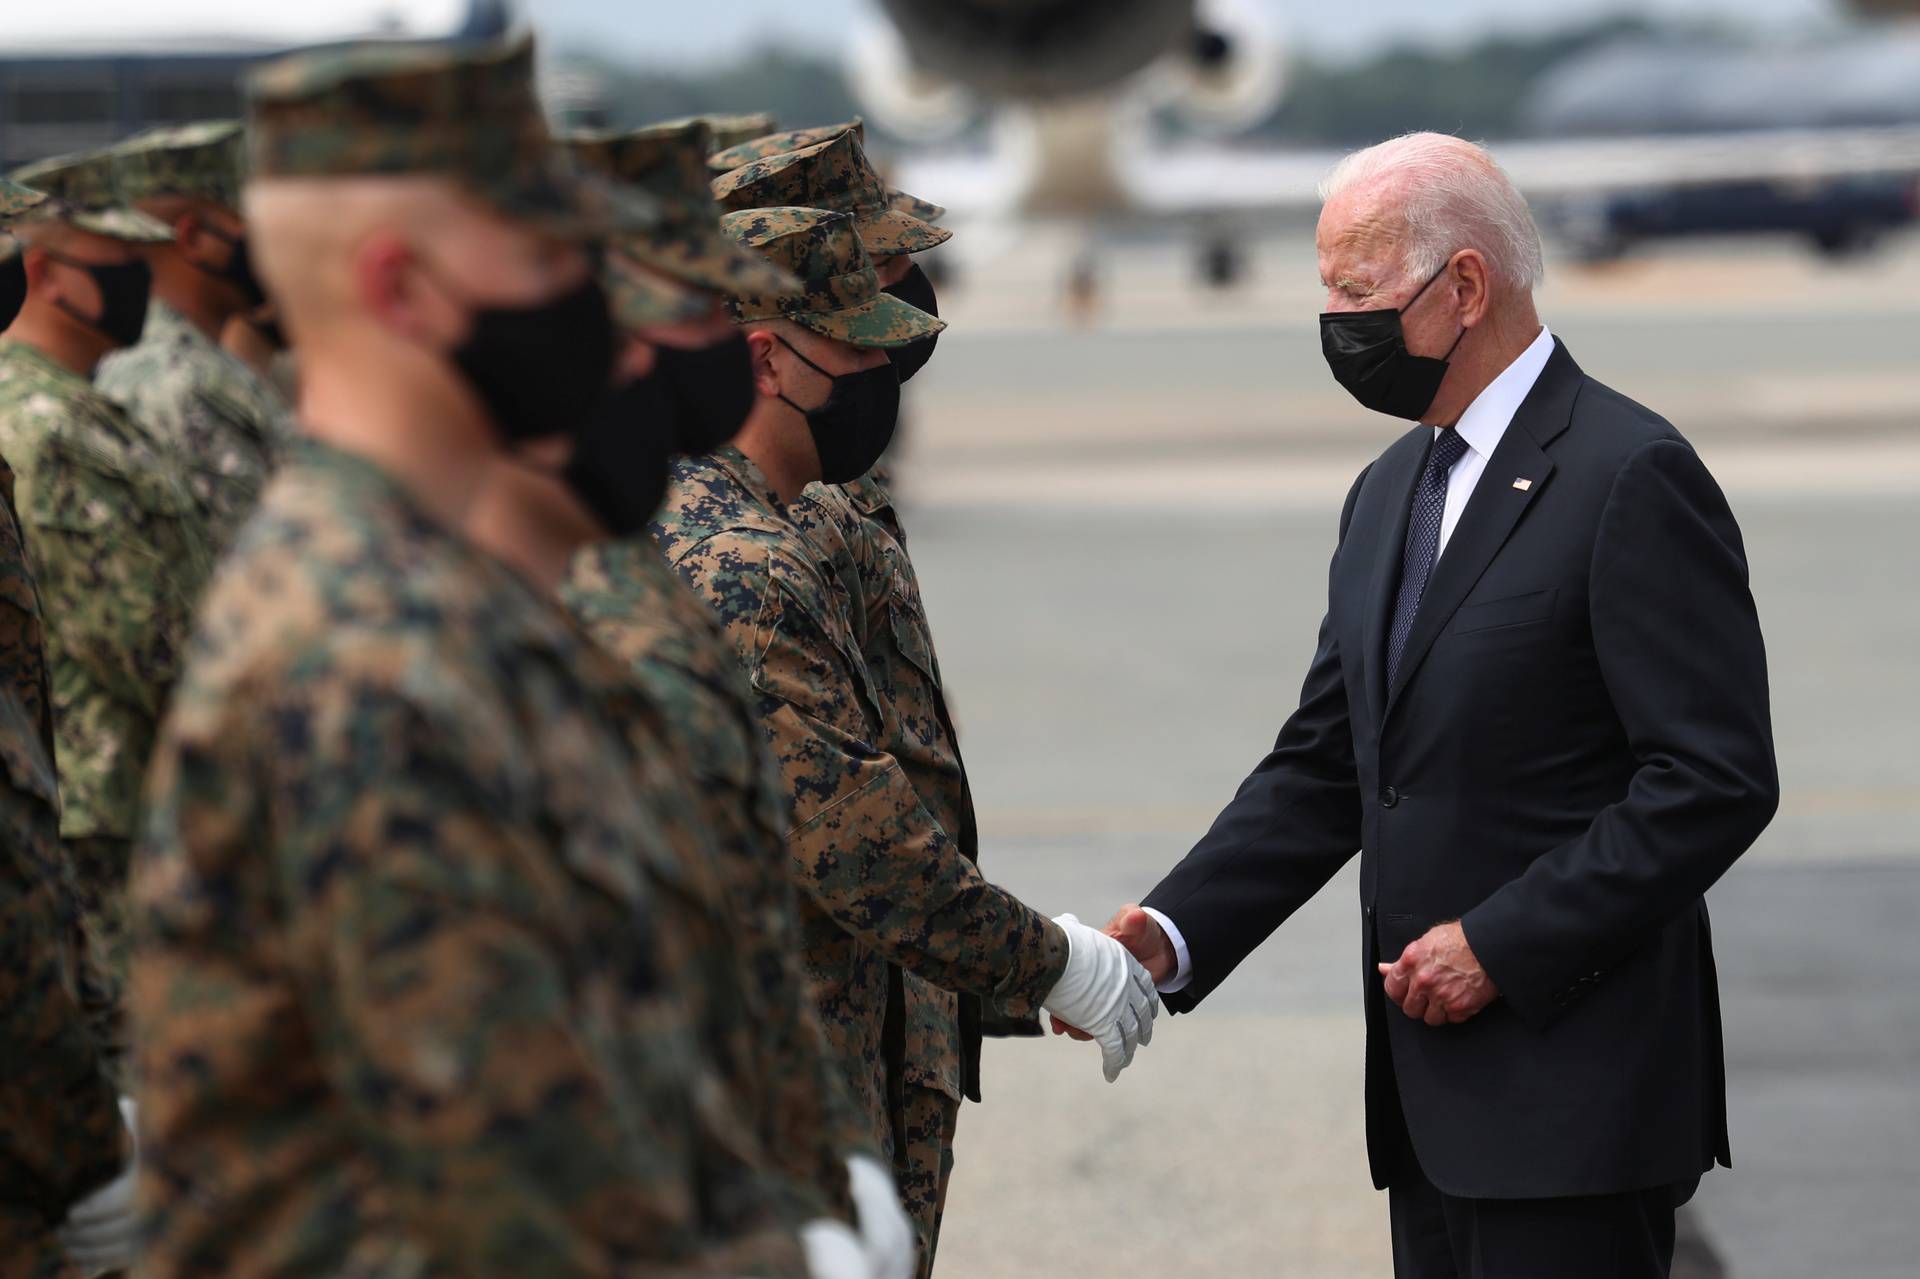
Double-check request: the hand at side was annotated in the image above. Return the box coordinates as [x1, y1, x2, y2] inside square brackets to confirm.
[1378, 921, 1498, 1026]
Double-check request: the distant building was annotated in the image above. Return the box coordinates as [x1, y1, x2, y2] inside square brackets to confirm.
[0, 1, 511, 168]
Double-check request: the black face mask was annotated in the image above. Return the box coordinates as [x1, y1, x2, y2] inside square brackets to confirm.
[431, 267, 615, 445]
[0, 253, 25, 331]
[251, 310, 288, 353]
[195, 226, 269, 311]
[562, 375, 672, 537]
[1319, 264, 1465, 422]
[775, 334, 901, 485]
[47, 253, 152, 348]
[652, 333, 756, 454]
[881, 262, 940, 384]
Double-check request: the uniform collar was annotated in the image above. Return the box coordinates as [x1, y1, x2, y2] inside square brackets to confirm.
[707, 443, 787, 514]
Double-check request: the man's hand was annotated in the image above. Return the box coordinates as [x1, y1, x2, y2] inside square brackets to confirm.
[1105, 903, 1177, 983]
[1378, 921, 1498, 1026]
[1041, 914, 1159, 1080]
[1050, 903, 1174, 1040]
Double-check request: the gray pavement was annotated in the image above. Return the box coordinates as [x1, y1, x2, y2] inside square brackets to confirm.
[880, 233, 1920, 1276]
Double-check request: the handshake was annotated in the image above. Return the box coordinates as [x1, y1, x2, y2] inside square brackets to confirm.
[1040, 905, 1175, 1082]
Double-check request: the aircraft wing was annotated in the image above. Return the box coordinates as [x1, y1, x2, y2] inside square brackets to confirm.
[895, 123, 1920, 223]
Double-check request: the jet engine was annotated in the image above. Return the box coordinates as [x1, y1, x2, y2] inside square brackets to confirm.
[874, 0, 1198, 101]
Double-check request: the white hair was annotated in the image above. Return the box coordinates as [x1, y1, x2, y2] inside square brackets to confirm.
[1318, 132, 1544, 292]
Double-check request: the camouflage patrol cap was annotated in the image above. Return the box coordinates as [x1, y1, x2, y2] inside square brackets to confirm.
[669, 113, 778, 153]
[8, 149, 174, 242]
[109, 119, 246, 211]
[245, 34, 655, 237]
[0, 178, 48, 226]
[565, 122, 798, 299]
[706, 118, 946, 222]
[707, 121, 858, 173]
[0, 178, 42, 264]
[713, 130, 949, 257]
[604, 251, 710, 329]
[722, 206, 943, 349]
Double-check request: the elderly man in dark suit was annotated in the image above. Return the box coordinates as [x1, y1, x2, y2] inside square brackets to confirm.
[1095, 132, 1778, 1278]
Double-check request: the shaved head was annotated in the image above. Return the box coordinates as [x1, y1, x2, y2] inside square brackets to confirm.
[245, 175, 468, 334]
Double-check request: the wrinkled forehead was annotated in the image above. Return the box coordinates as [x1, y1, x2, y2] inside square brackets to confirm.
[1316, 184, 1408, 284]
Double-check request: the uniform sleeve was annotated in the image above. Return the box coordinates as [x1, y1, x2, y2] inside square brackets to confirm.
[0, 787, 126, 1227]
[1462, 439, 1779, 1029]
[20, 441, 199, 716]
[274, 680, 796, 1275]
[689, 539, 1069, 1017]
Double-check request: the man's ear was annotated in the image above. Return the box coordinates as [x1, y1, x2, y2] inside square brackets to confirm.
[1452, 249, 1492, 329]
[745, 328, 782, 399]
[354, 231, 449, 345]
[173, 208, 205, 257]
[22, 247, 79, 310]
[21, 246, 57, 293]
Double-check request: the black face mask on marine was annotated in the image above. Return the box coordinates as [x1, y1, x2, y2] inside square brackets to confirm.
[1319, 264, 1466, 422]
[881, 262, 940, 384]
[194, 226, 270, 311]
[651, 332, 756, 454]
[773, 334, 901, 486]
[562, 374, 674, 538]
[46, 253, 152, 348]
[432, 268, 616, 446]
[0, 253, 26, 331]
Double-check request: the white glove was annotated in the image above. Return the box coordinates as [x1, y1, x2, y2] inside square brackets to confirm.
[846, 1154, 914, 1279]
[1042, 914, 1159, 1082]
[58, 1096, 140, 1276]
[801, 1217, 871, 1279]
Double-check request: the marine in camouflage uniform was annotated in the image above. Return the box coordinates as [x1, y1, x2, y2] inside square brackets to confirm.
[0, 150, 211, 1083]
[96, 120, 293, 550]
[720, 121, 1023, 1042]
[562, 120, 879, 1211]
[130, 37, 812, 1277]
[0, 176, 128, 1279]
[654, 206, 1070, 1276]
[707, 118, 947, 225]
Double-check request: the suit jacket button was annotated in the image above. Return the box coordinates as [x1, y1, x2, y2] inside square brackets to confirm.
[1381, 786, 1400, 808]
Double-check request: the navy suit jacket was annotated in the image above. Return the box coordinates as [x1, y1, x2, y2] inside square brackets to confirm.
[1143, 339, 1778, 1199]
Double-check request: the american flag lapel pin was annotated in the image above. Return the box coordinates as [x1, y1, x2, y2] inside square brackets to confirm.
[1512, 477, 1533, 492]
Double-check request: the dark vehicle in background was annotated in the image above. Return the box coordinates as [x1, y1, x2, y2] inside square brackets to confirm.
[0, 1, 510, 168]
[1550, 173, 1920, 261]
[1525, 31, 1920, 260]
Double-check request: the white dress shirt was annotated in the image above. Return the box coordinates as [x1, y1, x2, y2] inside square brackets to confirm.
[1145, 326, 1554, 994]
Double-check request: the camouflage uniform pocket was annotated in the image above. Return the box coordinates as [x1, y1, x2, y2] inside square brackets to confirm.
[885, 592, 939, 687]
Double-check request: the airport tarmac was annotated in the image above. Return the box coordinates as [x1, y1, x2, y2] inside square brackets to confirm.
[883, 231, 1920, 1277]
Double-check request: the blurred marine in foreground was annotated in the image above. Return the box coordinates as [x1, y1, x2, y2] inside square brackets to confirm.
[130, 36, 853, 1277]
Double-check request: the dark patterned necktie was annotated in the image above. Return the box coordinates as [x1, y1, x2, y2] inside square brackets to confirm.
[1386, 428, 1470, 690]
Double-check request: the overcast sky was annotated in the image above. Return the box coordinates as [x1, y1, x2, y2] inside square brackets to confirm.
[1, 0, 1850, 61]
